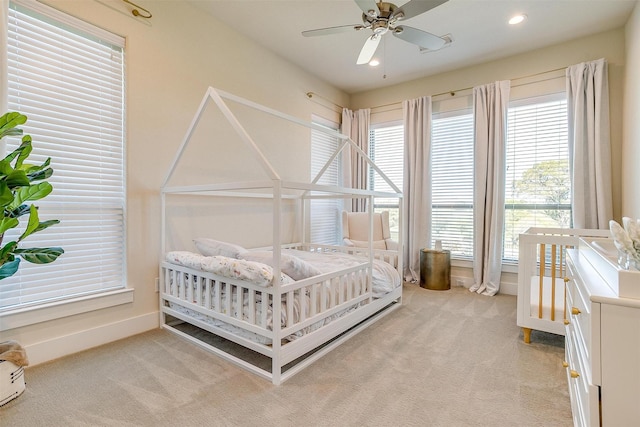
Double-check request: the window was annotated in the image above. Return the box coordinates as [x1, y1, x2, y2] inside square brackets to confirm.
[504, 93, 570, 260]
[310, 117, 342, 245]
[369, 123, 403, 241]
[2, 0, 126, 311]
[431, 110, 474, 258]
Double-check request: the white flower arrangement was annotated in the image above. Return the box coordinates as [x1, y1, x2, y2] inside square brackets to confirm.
[609, 217, 640, 269]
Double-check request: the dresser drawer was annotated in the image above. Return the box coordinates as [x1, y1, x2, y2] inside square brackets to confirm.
[566, 260, 591, 377]
[565, 321, 591, 427]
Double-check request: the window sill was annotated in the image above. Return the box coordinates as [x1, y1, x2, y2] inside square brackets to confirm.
[0, 288, 134, 331]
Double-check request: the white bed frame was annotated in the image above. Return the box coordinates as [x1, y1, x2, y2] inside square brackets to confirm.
[160, 87, 403, 384]
[517, 227, 610, 343]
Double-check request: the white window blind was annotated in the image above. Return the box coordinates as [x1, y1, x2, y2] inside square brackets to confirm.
[310, 117, 341, 245]
[2, 1, 125, 310]
[369, 124, 403, 241]
[504, 93, 570, 260]
[431, 110, 474, 257]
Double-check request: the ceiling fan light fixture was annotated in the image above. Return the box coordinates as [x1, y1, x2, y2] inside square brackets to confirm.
[303, 0, 452, 64]
[508, 14, 527, 25]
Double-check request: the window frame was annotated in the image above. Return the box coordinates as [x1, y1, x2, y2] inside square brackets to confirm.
[430, 107, 475, 261]
[1, 0, 130, 330]
[309, 114, 343, 245]
[368, 120, 403, 242]
[503, 92, 571, 263]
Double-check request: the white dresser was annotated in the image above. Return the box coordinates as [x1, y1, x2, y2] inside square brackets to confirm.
[565, 238, 640, 427]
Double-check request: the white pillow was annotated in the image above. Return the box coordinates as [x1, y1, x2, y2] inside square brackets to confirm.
[166, 251, 206, 270]
[200, 255, 292, 287]
[239, 251, 322, 281]
[193, 238, 248, 259]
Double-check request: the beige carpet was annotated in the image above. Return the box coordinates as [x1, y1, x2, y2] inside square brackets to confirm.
[1, 284, 572, 426]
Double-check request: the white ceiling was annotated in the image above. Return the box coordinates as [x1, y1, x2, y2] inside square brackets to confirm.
[189, 0, 637, 94]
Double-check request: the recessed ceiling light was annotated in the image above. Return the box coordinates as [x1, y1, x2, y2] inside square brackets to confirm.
[369, 59, 380, 67]
[508, 14, 527, 25]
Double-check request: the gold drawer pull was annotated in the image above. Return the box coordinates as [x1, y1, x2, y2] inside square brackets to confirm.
[570, 370, 580, 378]
[562, 361, 569, 368]
[571, 307, 581, 315]
[564, 277, 570, 283]
[564, 319, 570, 325]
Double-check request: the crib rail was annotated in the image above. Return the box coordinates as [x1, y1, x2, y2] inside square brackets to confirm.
[160, 259, 373, 348]
[517, 228, 610, 343]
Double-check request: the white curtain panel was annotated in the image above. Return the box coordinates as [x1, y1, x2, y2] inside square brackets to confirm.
[402, 96, 432, 283]
[566, 58, 613, 229]
[341, 108, 370, 212]
[470, 81, 510, 296]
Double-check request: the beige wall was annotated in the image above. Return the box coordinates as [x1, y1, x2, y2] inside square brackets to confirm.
[624, 2, 640, 218]
[3, 0, 347, 364]
[351, 28, 626, 223]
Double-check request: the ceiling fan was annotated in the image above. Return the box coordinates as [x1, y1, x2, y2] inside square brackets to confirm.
[302, 0, 450, 65]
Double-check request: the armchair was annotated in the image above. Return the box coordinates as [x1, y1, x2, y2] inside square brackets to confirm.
[341, 210, 398, 250]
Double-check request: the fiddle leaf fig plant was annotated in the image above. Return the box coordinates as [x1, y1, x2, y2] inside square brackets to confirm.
[0, 112, 64, 280]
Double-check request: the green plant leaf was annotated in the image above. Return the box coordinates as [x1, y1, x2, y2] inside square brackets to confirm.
[0, 241, 18, 262]
[26, 167, 53, 182]
[0, 112, 27, 140]
[21, 157, 51, 173]
[7, 204, 30, 219]
[0, 112, 27, 129]
[15, 136, 33, 169]
[3, 139, 31, 165]
[19, 205, 40, 241]
[0, 217, 19, 235]
[16, 247, 64, 264]
[0, 160, 13, 177]
[8, 182, 52, 210]
[5, 170, 30, 188]
[0, 258, 20, 279]
[0, 181, 14, 207]
[35, 219, 60, 233]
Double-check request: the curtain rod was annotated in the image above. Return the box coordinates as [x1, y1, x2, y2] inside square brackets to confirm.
[430, 66, 567, 99]
[305, 92, 344, 112]
[307, 65, 567, 113]
[369, 66, 567, 111]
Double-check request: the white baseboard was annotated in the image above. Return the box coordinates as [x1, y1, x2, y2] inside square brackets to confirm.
[499, 282, 518, 296]
[26, 312, 159, 367]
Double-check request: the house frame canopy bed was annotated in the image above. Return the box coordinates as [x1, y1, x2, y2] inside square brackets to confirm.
[160, 87, 403, 384]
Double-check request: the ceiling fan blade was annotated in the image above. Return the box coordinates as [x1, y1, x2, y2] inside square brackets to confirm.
[392, 0, 449, 20]
[393, 25, 446, 50]
[354, 0, 379, 18]
[302, 24, 363, 37]
[357, 35, 381, 65]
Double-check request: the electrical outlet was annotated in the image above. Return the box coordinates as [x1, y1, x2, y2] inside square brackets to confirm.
[456, 279, 465, 287]
[155, 277, 159, 292]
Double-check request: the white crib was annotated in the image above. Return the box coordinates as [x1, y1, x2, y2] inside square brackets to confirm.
[517, 227, 610, 343]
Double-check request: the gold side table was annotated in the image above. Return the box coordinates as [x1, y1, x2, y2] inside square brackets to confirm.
[420, 248, 451, 290]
